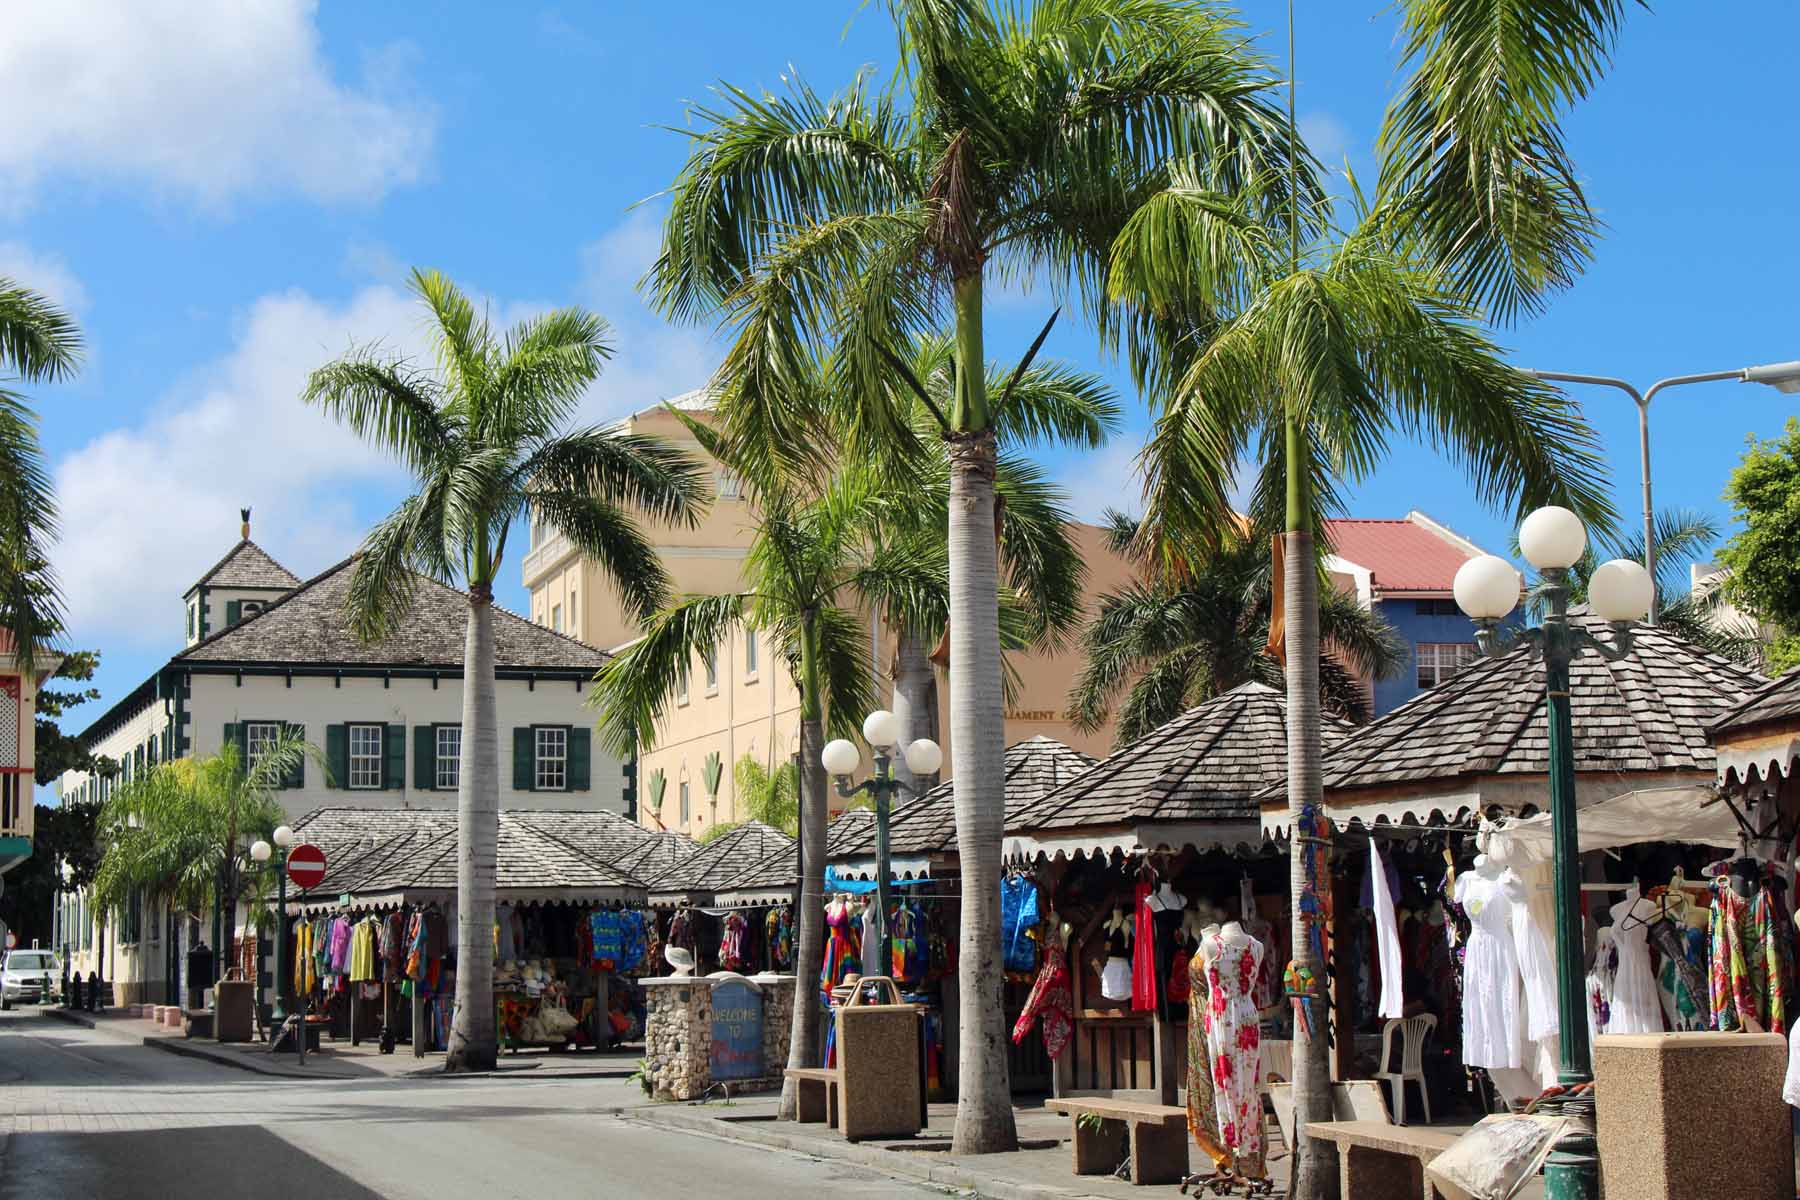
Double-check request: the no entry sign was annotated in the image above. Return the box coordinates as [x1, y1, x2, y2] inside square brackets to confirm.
[287, 843, 327, 890]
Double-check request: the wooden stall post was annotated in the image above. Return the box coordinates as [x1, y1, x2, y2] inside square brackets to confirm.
[412, 989, 427, 1057]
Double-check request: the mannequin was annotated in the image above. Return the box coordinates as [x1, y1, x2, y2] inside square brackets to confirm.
[1099, 906, 1133, 1002]
[1605, 883, 1662, 1034]
[1199, 919, 1266, 1179]
[1454, 852, 1523, 1071]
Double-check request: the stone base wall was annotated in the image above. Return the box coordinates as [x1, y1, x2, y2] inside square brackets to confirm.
[643, 972, 796, 1101]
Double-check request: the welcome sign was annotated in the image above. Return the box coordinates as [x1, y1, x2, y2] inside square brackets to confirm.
[710, 979, 765, 1081]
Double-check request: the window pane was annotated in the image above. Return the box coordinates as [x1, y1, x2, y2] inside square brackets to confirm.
[535, 727, 567, 790]
[349, 725, 383, 789]
[551, 604, 562, 633]
[680, 782, 690, 823]
[436, 726, 461, 790]
[704, 644, 718, 689]
[246, 722, 281, 770]
[745, 632, 757, 675]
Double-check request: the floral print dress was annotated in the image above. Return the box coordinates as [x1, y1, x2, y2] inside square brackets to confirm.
[1185, 950, 1229, 1171]
[1203, 929, 1267, 1179]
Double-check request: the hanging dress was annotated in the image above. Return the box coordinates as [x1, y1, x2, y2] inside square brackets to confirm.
[1370, 843, 1405, 1020]
[1454, 871, 1523, 1070]
[1099, 919, 1132, 1002]
[820, 902, 859, 1001]
[1586, 928, 1616, 1045]
[1607, 893, 1664, 1034]
[1504, 870, 1560, 1042]
[1185, 948, 1230, 1172]
[1750, 873, 1796, 1034]
[1202, 929, 1266, 1179]
[1011, 937, 1074, 1058]
[1132, 879, 1158, 1012]
[719, 912, 748, 973]
[1649, 916, 1707, 1032]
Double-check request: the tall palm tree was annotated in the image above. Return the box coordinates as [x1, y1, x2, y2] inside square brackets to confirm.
[1071, 515, 1403, 743]
[304, 269, 706, 1072]
[0, 280, 81, 671]
[650, 3, 1306, 1150]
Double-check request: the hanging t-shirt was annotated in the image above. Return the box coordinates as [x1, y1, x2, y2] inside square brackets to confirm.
[1001, 875, 1040, 973]
[590, 909, 624, 968]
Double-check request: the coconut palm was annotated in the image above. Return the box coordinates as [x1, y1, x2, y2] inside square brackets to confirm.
[0, 280, 81, 671]
[650, 2, 1307, 1150]
[1071, 514, 1404, 743]
[304, 269, 707, 1072]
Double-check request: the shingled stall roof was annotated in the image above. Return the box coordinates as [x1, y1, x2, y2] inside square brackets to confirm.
[823, 737, 1096, 880]
[187, 539, 302, 594]
[1271, 616, 1767, 836]
[176, 556, 610, 675]
[646, 820, 795, 905]
[286, 807, 647, 911]
[612, 830, 700, 881]
[1005, 684, 1345, 861]
[1710, 666, 1800, 786]
[711, 808, 878, 904]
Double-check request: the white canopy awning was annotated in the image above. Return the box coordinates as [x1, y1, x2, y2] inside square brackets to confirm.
[1003, 821, 1266, 863]
[1715, 738, 1800, 787]
[1482, 786, 1739, 867]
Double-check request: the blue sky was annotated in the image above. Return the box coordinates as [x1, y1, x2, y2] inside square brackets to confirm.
[11, 1, 1799, 785]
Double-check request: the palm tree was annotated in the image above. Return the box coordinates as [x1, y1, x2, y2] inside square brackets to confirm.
[1071, 515, 1403, 743]
[0, 279, 81, 671]
[304, 269, 707, 1072]
[591, 421, 915, 1118]
[650, 3, 1307, 1150]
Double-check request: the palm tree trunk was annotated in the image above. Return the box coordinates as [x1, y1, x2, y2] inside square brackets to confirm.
[780, 617, 830, 1119]
[889, 628, 938, 796]
[947, 270, 1017, 1156]
[1284, 424, 1337, 1197]
[447, 590, 498, 1072]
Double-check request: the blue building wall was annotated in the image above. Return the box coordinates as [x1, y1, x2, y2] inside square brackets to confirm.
[1371, 598, 1524, 716]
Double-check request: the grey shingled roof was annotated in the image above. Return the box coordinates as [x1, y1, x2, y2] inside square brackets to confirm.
[1711, 666, 1800, 738]
[721, 810, 871, 895]
[287, 807, 647, 901]
[1312, 616, 1766, 797]
[826, 736, 1097, 860]
[1008, 684, 1343, 833]
[647, 820, 795, 898]
[176, 556, 609, 672]
[188, 539, 301, 593]
[612, 830, 700, 879]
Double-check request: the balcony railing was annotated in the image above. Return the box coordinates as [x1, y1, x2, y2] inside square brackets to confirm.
[522, 529, 574, 583]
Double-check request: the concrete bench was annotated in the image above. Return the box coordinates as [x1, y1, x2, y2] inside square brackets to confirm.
[1308, 1120, 1460, 1200]
[1045, 1097, 1190, 1185]
[782, 1067, 840, 1127]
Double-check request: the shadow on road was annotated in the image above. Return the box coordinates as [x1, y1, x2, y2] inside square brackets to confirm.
[1, 1125, 386, 1200]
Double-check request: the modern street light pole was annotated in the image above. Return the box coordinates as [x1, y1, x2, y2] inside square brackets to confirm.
[822, 710, 942, 979]
[249, 824, 297, 1028]
[1526, 361, 1800, 623]
[1455, 508, 1655, 1200]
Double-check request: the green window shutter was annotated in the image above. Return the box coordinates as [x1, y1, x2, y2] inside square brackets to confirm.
[325, 725, 348, 789]
[513, 728, 534, 791]
[225, 599, 241, 627]
[385, 724, 406, 790]
[283, 722, 305, 789]
[223, 723, 239, 765]
[568, 727, 591, 791]
[414, 727, 436, 792]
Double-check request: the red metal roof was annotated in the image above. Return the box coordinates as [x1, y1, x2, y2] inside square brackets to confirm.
[1323, 516, 1480, 594]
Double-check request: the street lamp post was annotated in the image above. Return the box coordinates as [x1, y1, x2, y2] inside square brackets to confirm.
[1454, 507, 1654, 1200]
[822, 710, 942, 978]
[249, 824, 296, 1029]
[1526, 361, 1800, 622]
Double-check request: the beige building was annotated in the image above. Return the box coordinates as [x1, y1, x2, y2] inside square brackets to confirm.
[523, 394, 1136, 840]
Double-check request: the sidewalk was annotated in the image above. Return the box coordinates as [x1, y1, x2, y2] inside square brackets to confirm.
[40, 1005, 644, 1082]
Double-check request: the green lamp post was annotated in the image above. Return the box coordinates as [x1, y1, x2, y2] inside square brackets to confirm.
[248, 823, 297, 1027]
[1453, 506, 1655, 1200]
[822, 710, 943, 976]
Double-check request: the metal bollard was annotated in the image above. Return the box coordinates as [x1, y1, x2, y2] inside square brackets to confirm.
[85, 971, 99, 1013]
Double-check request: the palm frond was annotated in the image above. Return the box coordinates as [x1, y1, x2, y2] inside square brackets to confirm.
[301, 354, 455, 476]
[532, 490, 674, 622]
[0, 280, 82, 382]
[589, 593, 750, 756]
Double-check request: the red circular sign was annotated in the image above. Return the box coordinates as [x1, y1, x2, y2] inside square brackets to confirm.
[286, 843, 327, 890]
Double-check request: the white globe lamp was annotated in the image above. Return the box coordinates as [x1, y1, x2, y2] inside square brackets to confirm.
[1589, 558, 1654, 623]
[821, 738, 861, 777]
[861, 709, 900, 749]
[1453, 555, 1521, 621]
[1518, 506, 1587, 570]
[272, 824, 295, 849]
[250, 840, 272, 863]
[903, 738, 943, 776]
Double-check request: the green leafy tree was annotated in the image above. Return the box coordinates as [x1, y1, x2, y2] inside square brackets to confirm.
[0, 799, 102, 948]
[1719, 419, 1800, 669]
[1071, 514, 1404, 743]
[733, 755, 799, 836]
[0, 280, 81, 671]
[650, 2, 1307, 1150]
[304, 269, 707, 1071]
[34, 646, 110, 784]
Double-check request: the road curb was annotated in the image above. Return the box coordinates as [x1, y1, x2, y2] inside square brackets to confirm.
[39, 1008, 341, 1080]
[624, 1106, 1103, 1200]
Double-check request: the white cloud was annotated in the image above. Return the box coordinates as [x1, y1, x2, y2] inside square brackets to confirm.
[1059, 441, 1146, 524]
[53, 285, 426, 647]
[0, 242, 88, 312]
[1299, 111, 1353, 169]
[0, 0, 434, 210]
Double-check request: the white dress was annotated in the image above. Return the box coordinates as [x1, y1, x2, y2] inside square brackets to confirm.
[1503, 871, 1560, 1041]
[1456, 871, 1523, 1069]
[1606, 895, 1664, 1035]
[1371, 843, 1405, 1019]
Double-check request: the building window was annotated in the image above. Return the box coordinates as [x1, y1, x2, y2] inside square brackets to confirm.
[1414, 598, 1462, 617]
[676, 663, 689, 705]
[436, 725, 462, 791]
[187, 603, 197, 640]
[569, 590, 577, 632]
[680, 781, 690, 824]
[551, 603, 563, 633]
[717, 470, 743, 500]
[1416, 642, 1477, 690]
[245, 721, 282, 771]
[348, 724, 384, 789]
[703, 643, 719, 692]
[745, 631, 758, 678]
[242, 600, 264, 618]
[535, 726, 568, 790]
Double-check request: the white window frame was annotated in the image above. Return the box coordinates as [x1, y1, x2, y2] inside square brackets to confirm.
[1416, 642, 1477, 690]
[245, 721, 282, 772]
[744, 631, 758, 679]
[551, 603, 563, 633]
[716, 469, 743, 500]
[679, 780, 690, 824]
[569, 589, 577, 633]
[436, 725, 462, 791]
[703, 643, 719, 693]
[535, 726, 568, 791]
[348, 724, 384, 790]
[676, 662, 690, 706]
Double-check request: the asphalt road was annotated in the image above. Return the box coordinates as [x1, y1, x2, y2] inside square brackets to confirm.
[0, 1009, 947, 1199]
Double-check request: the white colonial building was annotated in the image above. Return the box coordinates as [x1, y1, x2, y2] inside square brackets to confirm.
[57, 516, 629, 1002]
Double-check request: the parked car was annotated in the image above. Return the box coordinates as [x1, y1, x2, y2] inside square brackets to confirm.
[1, 948, 61, 1009]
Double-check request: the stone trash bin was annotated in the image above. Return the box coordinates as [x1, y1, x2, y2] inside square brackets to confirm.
[833, 976, 924, 1142]
[214, 980, 255, 1043]
[1595, 1031, 1792, 1200]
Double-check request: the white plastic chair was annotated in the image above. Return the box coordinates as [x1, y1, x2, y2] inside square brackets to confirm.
[1377, 1013, 1436, 1125]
